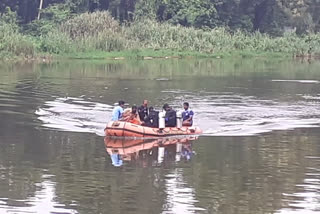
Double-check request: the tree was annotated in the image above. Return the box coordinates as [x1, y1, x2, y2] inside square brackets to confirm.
[0, 0, 320, 35]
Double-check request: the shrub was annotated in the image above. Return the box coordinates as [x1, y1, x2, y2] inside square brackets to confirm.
[39, 29, 74, 54]
[0, 10, 35, 58]
[60, 11, 120, 39]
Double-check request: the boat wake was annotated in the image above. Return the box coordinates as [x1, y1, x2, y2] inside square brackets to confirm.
[190, 92, 320, 136]
[35, 97, 112, 136]
[35, 92, 320, 137]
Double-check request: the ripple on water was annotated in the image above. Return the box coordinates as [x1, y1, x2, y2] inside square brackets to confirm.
[35, 91, 320, 136]
[184, 92, 320, 136]
[277, 156, 320, 214]
[0, 80, 60, 122]
[271, 79, 320, 84]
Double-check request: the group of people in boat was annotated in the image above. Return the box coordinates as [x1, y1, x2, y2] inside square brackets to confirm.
[111, 100, 194, 127]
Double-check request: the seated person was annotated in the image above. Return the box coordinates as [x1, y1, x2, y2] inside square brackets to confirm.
[120, 105, 142, 125]
[144, 107, 159, 128]
[111, 100, 125, 121]
[182, 102, 194, 126]
[163, 103, 176, 127]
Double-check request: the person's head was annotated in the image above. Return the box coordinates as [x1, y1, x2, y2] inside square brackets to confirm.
[163, 103, 170, 111]
[149, 106, 154, 112]
[143, 100, 148, 107]
[131, 105, 137, 114]
[183, 102, 189, 110]
[118, 100, 125, 108]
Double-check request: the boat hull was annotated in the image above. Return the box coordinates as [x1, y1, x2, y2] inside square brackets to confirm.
[105, 121, 202, 137]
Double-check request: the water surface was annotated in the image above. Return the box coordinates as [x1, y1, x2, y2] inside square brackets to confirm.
[0, 59, 320, 213]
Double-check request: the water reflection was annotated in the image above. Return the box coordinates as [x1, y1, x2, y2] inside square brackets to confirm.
[104, 136, 197, 167]
[163, 168, 206, 214]
[105, 136, 205, 213]
[277, 155, 320, 214]
[2, 59, 320, 214]
[0, 175, 77, 214]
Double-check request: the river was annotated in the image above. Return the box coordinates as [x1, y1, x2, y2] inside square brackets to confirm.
[0, 58, 320, 214]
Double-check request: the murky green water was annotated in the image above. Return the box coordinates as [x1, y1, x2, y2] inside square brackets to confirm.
[1, 59, 320, 214]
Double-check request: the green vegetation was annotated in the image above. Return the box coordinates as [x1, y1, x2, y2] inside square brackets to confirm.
[2, 0, 320, 34]
[0, 9, 35, 59]
[1, 0, 320, 60]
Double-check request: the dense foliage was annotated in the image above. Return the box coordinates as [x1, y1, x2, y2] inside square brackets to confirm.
[1, 0, 320, 34]
[0, 0, 320, 59]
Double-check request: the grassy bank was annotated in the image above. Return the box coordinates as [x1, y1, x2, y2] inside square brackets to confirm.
[1, 11, 320, 60]
[59, 49, 291, 60]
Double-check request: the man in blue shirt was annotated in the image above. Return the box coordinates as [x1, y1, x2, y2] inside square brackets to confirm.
[182, 102, 194, 126]
[111, 100, 125, 121]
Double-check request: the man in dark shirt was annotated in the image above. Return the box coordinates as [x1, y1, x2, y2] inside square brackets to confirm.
[145, 107, 159, 128]
[163, 103, 176, 127]
[138, 100, 149, 122]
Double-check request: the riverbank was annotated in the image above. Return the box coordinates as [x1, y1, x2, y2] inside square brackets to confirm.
[1, 11, 320, 61]
[61, 49, 293, 60]
[3, 48, 317, 63]
[1, 50, 294, 63]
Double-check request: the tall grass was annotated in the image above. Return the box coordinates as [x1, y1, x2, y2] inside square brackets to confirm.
[0, 23, 35, 58]
[60, 11, 120, 38]
[59, 11, 132, 52]
[125, 20, 320, 55]
[37, 29, 75, 54]
[1, 11, 320, 59]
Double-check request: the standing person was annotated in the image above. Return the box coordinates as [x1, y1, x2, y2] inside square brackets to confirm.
[138, 100, 149, 122]
[182, 102, 194, 126]
[163, 103, 176, 127]
[111, 100, 125, 121]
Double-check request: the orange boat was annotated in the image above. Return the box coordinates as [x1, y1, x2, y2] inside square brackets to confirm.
[104, 121, 202, 137]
